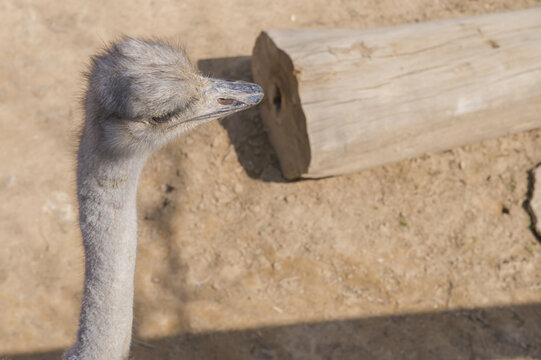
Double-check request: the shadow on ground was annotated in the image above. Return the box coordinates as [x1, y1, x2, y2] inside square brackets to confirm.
[134, 146, 193, 341]
[6, 303, 541, 359]
[198, 56, 285, 182]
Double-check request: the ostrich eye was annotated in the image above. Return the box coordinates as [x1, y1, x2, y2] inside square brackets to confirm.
[151, 113, 173, 124]
[150, 101, 193, 124]
[150, 100, 195, 125]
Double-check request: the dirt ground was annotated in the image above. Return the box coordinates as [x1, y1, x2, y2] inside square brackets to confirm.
[1, 0, 541, 359]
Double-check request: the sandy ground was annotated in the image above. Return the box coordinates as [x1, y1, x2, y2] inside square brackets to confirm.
[1, 0, 541, 359]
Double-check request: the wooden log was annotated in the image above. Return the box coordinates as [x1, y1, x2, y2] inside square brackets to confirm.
[252, 8, 541, 179]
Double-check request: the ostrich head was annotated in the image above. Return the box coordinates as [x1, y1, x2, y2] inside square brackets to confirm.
[84, 37, 263, 155]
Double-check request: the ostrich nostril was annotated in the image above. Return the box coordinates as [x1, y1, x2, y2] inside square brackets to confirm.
[217, 98, 234, 105]
[218, 98, 242, 106]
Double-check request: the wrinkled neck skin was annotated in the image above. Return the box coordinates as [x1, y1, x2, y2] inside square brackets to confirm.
[65, 121, 150, 360]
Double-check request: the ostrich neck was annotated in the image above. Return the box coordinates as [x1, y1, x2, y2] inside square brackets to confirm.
[66, 124, 149, 360]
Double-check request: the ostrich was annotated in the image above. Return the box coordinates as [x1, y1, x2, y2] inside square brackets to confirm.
[64, 38, 263, 360]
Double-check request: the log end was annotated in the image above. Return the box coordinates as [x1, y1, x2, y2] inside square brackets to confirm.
[252, 31, 310, 180]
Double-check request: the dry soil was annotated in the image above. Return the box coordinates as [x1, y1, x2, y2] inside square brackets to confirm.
[1, 1, 540, 359]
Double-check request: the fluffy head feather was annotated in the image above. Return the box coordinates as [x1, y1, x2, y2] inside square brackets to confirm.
[83, 38, 209, 155]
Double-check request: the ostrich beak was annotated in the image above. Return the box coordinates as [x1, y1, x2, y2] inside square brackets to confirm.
[189, 79, 264, 122]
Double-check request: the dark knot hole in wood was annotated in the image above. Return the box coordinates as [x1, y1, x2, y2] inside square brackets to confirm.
[273, 84, 282, 113]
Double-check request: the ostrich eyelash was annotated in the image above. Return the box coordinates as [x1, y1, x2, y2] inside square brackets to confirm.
[151, 107, 183, 124]
[151, 113, 175, 123]
[150, 98, 197, 124]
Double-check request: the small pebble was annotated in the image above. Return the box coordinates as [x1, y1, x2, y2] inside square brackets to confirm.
[211, 282, 222, 290]
[234, 183, 243, 194]
[165, 184, 175, 193]
[284, 194, 295, 203]
[3, 175, 15, 188]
